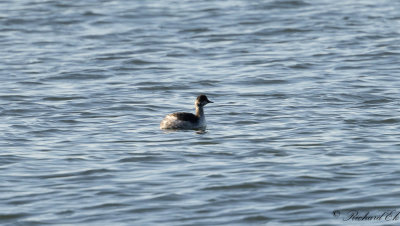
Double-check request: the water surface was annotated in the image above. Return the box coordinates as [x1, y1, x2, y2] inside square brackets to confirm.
[1, 0, 400, 225]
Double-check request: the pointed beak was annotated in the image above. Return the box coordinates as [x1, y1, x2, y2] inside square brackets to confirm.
[208, 100, 213, 103]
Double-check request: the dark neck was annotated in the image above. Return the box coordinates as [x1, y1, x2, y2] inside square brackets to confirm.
[195, 105, 204, 118]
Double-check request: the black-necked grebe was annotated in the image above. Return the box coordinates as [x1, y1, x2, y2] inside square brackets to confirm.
[160, 95, 213, 130]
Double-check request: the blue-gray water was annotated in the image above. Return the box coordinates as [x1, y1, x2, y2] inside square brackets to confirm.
[1, 0, 400, 225]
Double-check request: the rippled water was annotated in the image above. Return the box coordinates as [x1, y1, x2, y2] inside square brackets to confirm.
[1, 0, 400, 225]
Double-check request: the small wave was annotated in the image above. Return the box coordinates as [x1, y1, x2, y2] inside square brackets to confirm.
[179, 27, 211, 33]
[83, 202, 129, 210]
[242, 78, 288, 85]
[0, 154, 28, 165]
[202, 181, 268, 191]
[117, 156, 161, 163]
[344, 118, 399, 125]
[37, 168, 112, 179]
[242, 215, 271, 222]
[0, 213, 30, 221]
[137, 85, 190, 91]
[254, 27, 312, 36]
[274, 204, 310, 211]
[252, 0, 310, 10]
[127, 59, 156, 65]
[44, 72, 109, 81]
[0, 95, 31, 101]
[42, 96, 86, 101]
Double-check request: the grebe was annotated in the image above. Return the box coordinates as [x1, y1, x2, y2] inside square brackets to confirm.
[160, 95, 213, 130]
